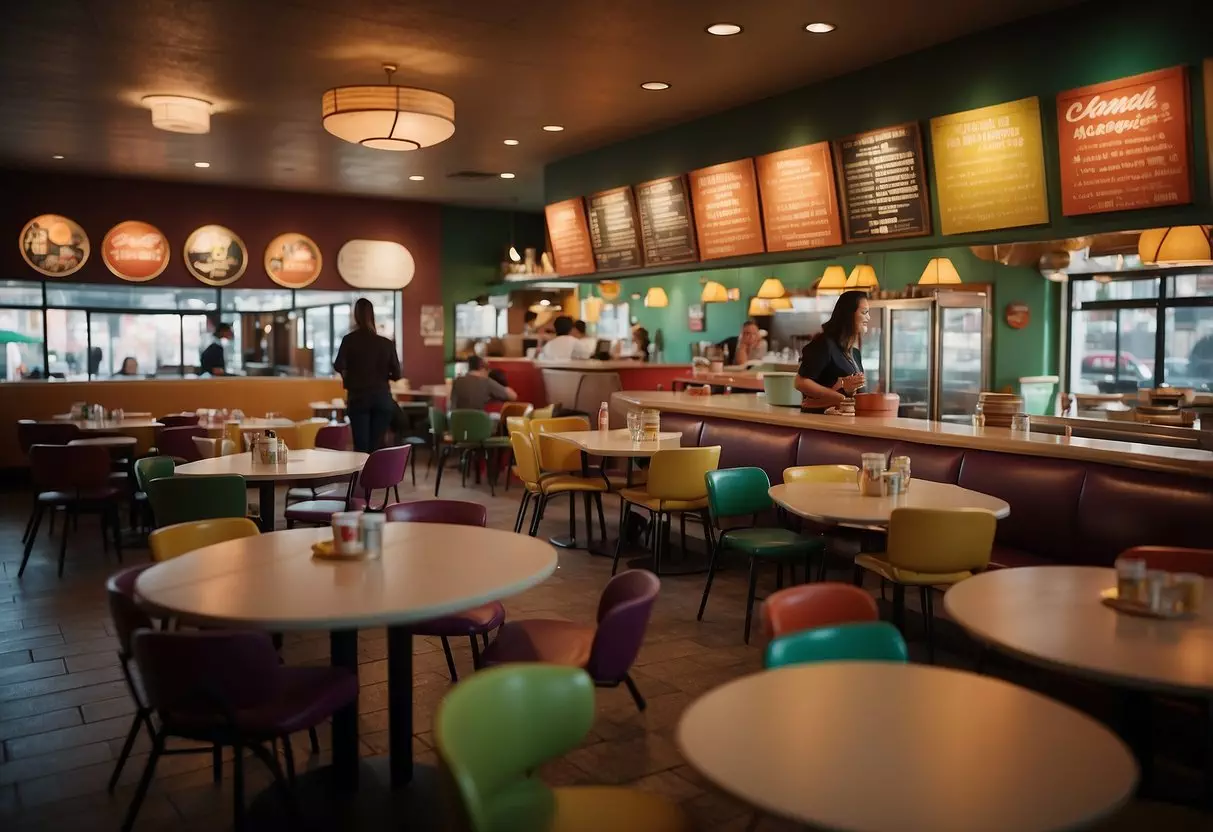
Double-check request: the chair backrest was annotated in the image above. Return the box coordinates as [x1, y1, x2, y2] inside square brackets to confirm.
[17, 420, 80, 452]
[429, 407, 448, 442]
[497, 402, 533, 425]
[705, 467, 772, 522]
[191, 436, 220, 459]
[315, 423, 353, 451]
[504, 416, 529, 437]
[436, 665, 594, 832]
[886, 508, 997, 574]
[293, 420, 324, 449]
[509, 431, 542, 487]
[529, 405, 556, 421]
[358, 445, 411, 493]
[148, 517, 260, 562]
[146, 474, 248, 527]
[158, 413, 201, 428]
[764, 621, 908, 669]
[385, 499, 487, 527]
[762, 583, 880, 641]
[448, 410, 495, 444]
[782, 464, 859, 484]
[586, 569, 660, 682]
[28, 444, 112, 490]
[1120, 545, 1213, 577]
[106, 564, 155, 657]
[530, 416, 589, 473]
[646, 446, 723, 502]
[157, 426, 208, 461]
[134, 456, 175, 492]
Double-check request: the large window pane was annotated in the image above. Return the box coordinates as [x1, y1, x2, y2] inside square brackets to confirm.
[1071, 278, 1159, 307]
[0, 308, 45, 379]
[1165, 307, 1213, 392]
[1070, 308, 1154, 394]
[1168, 273, 1213, 299]
[183, 315, 209, 375]
[46, 309, 89, 379]
[295, 290, 356, 308]
[88, 313, 184, 377]
[306, 307, 333, 375]
[45, 282, 216, 311]
[220, 289, 293, 312]
[0, 280, 44, 307]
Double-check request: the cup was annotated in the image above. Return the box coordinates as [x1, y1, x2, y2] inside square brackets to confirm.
[626, 410, 640, 442]
[1010, 413, 1031, 433]
[1174, 573, 1204, 611]
[359, 513, 386, 558]
[332, 512, 365, 556]
[1115, 557, 1147, 604]
[1144, 570, 1167, 612]
[880, 470, 904, 498]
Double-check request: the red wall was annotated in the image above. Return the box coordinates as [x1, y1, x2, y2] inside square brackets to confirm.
[0, 170, 445, 383]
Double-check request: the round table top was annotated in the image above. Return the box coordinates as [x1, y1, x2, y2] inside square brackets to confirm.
[174, 449, 367, 482]
[677, 663, 1137, 832]
[768, 479, 1009, 526]
[54, 411, 152, 420]
[945, 566, 1213, 696]
[45, 419, 161, 432]
[546, 429, 683, 457]
[68, 436, 138, 448]
[394, 385, 449, 399]
[135, 524, 558, 631]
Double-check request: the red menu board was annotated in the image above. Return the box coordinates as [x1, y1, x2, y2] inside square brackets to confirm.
[1057, 66, 1191, 216]
[688, 159, 765, 261]
[543, 198, 596, 276]
[755, 142, 842, 252]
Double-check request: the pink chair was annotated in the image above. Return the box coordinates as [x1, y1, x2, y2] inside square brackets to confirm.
[761, 583, 879, 643]
[284, 445, 410, 527]
[1120, 545, 1213, 577]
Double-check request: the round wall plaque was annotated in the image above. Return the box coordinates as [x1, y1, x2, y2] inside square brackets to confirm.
[101, 220, 170, 282]
[19, 214, 89, 277]
[183, 224, 247, 286]
[264, 232, 322, 288]
[1005, 302, 1031, 330]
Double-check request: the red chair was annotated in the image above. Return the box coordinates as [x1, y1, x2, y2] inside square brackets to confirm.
[1120, 546, 1213, 577]
[761, 583, 879, 643]
[156, 425, 208, 463]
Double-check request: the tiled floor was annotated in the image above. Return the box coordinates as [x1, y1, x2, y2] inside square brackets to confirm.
[0, 472, 1209, 831]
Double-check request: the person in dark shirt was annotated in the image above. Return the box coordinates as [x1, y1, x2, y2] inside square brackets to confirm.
[200, 323, 233, 375]
[795, 290, 869, 412]
[333, 298, 402, 452]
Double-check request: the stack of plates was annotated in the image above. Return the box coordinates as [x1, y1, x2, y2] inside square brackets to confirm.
[978, 392, 1023, 427]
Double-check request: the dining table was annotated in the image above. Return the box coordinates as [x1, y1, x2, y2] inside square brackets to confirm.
[768, 479, 1010, 528]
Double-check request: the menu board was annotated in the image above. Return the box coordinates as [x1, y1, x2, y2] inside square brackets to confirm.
[754, 142, 843, 252]
[833, 122, 930, 241]
[1056, 66, 1191, 216]
[19, 214, 89, 277]
[930, 97, 1049, 234]
[102, 220, 170, 281]
[688, 159, 765, 261]
[543, 198, 596, 276]
[183, 224, 247, 286]
[264, 232, 322, 288]
[586, 186, 642, 271]
[634, 175, 698, 266]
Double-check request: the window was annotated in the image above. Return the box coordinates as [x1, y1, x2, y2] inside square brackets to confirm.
[45, 282, 216, 311]
[220, 289, 293, 312]
[1165, 307, 1213, 392]
[46, 308, 89, 379]
[0, 279, 44, 307]
[0, 307, 44, 379]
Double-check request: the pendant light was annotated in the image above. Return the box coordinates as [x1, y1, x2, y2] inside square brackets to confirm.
[918, 257, 962, 285]
[817, 265, 848, 294]
[845, 260, 879, 291]
[748, 297, 771, 316]
[701, 280, 729, 303]
[757, 277, 786, 299]
[768, 296, 792, 310]
[1138, 226, 1212, 266]
[644, 287, 669, 308]
[322, 64, 455, 151]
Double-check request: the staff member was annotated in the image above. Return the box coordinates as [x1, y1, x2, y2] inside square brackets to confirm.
[794, 290, 868, 413]
[200, 323, 233, 375]
[334, 298, 402, 452]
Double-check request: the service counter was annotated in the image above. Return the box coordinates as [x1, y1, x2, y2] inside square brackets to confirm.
[486, 359, 693, 411]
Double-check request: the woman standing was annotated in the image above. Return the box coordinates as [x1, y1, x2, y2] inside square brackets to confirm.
[794, 290, 869, 413]
[333, 298, 402, 452]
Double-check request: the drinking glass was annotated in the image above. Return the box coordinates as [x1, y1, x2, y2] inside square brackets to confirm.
[626, 410, 640, 441]
[1010, 413, 1031, 433]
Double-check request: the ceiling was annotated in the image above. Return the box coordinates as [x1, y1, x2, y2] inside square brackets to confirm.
[0, 0, 1078, 210]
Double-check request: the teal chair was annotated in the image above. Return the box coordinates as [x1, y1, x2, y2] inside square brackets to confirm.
[435, 409, 511, 498]
[133, 456, 175, 532]
[764, 621, 909, 669]
[700, 467, 827, 643]
[145, 474, 248, 528]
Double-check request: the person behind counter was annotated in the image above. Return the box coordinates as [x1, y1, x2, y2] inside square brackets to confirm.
[537, 315, 596, 360]
[114, 356, 139, 376]
[200, 323, 233, 376]
[794, 290, 868, 413]
[334, 298, 402, 452]
[717, 319, 768, 366]
[611, 325, 650, 362]
[451, 356, 518, 409]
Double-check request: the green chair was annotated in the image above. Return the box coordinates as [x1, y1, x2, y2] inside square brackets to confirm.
[436, 664, 689, 832]
[764, 621, 908, 669]
[427, 406, 448, 482]
[699, 467, 827, 644]
[145, 474, 248, 528]
[435, 409, 511, 498]
[133, 456, 175, 532]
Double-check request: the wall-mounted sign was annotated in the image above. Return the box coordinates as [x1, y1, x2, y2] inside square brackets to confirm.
[687, 303, 705, 333]
[586, 186, 643, 271]
[1004, 302, 1031, 330]
[183, 224, 247, 286]
[420, 305, 444, 347]
[264, 232, 322, 288]
[1057, 66, 1191, 216]
[688, 158, 765, 261]
[834, 122, 931, 242]
[336, 239, 415, 289]
[930, 97, 1050, 235]
[101, 220, 169, 282]
[543, 198, 596, 276]
[634, 175, 698, 267]
[19, 214, 89, 277]
[755, 141, 843, 252]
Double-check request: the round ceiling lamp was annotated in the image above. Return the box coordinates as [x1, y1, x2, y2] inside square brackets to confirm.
[918, 257, 962, 285]
[322, 64, 455, 151]
[142, 95, 211, 134]
[1138, 226, 1212, 266]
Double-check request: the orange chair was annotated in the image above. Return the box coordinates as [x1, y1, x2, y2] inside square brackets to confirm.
[1120, 546, 1213, 577]
[761, 583, 879, 643]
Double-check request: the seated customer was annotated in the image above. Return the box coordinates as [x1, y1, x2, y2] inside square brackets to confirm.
[451, 356, 517, 410]
[611, 326, 650, 362]
[537, 316, 595, 360]
[716, 319, 767, 366]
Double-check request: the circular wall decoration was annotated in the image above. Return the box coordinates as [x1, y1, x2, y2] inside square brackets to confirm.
[336, 239, 415, 289]
[19, 214, 90, 277]
[183, 224, 247, 286]
[1004, 302, 1031, 330]
[101, 220, 170, 282]
[264, 232, 322, 288]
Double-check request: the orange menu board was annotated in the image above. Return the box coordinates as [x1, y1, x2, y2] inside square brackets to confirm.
[929, 97, 1049, 234]
[688, 159, 765, 261]
[543, 198, 596, 276]
[1056, 66, 1191, 216]
[755, 142, 842, 252]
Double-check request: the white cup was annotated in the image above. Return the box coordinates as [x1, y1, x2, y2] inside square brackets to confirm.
[332, 511, 365, 555]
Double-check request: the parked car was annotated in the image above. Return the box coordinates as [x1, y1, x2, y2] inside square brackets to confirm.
[1077, 351, 1152, 394]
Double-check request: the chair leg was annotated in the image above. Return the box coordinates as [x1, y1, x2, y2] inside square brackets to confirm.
[18, 504, 44, 577]
[308, 725, 320, 755]
[623, 673, 646, 712]
[108, 708, 148, 793]
[697, 533, 722, 621]
[439, 636, 458, 682]
[121, 730, 165, 832]
[852, 563, 866, 587]
[110, 505, 123, 563]
[611, 500, 629, 576]
[393, 484, 401, 503]
[58, 507, 74, 578]
[433, 447, 447, 497]
[529, 495, 547, 537]
[567, 490, 576, 542]
[410, 449, 417, 487]
[248, 742, 300, 821]
[891, 584, 906, 633]
[679, 514, 688, 556]
[282, 735, 296, 784]
[513, 491, 531, 534]
[233, 743, 245, 832]
[469, 635, 482, 669]
[743, 557, 761, 644]
[595, 493, 607, 541]
[22, 496, 37, 543]
[487, 449, 497, 497]
[920, 587, 936, 664]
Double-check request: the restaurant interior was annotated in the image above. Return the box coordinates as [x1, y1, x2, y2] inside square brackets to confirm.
[2, 0, 1213, 830]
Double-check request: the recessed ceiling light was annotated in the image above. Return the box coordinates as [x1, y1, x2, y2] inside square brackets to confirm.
[500, 172, 516, 179]
[706, 23, 742, 36]
[641, 81, 670, 91]
[52, 154, 64, 160]
[503, 138, 519, 146]
[408, 175, 425, 181]
[805, 22, 836, 33]
[542, 125, 564, 132]
[194, 161, 210, 168]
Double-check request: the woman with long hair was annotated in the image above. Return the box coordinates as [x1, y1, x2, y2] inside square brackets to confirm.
[794, 290, 869, 412]
[333, 298, 402, 452]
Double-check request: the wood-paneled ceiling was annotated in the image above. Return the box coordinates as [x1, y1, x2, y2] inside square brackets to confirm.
[0, 0, 1076, 208]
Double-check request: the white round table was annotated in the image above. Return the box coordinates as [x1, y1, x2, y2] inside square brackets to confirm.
[678, 663, 1137, 832]
[175, 449, 366, 531]
[769, 479, 1009, 527]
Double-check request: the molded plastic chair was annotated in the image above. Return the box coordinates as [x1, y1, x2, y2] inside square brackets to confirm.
[149, 517, 261, 562]
[315, 423, 354, 451]
[284, 445, 410, 526]
[528, 416, 608, 547]
[133, 455, 175, 531]
[18, 420, 82, 545]
[435, 409, 511, 497]
[156, 425, 208, 463]
[762, 583, 880, 642]
[482, 569, 660, 712]
[145, 474, 248, 528]
[286, 424, 354, 503]
[293, 420, 323, 450]
[157, 413, 201, 428]
[854, 507, 997, 662]
[530, 405, 556, 421]
[1119, 545, 1213, 577]
[782, 464, 859, 484]
[764, 621, 909, 669]
[509, 432, 607, 540]
[699, 467, 827, 643]
[191, 436, 237, 459]
[436, 665, 690, 832]
[496, 401, 533, 434]
[123, 630, 358, 831]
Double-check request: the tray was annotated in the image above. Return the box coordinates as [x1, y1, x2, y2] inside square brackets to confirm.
[1099, 588, 1196, 620]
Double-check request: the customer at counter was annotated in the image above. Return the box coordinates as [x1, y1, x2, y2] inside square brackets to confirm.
[334, 298, 402, 452]
[718, 320, 768, 366]
[794, 290, 868, 413]
[200, 323, 233, 376]
[451, 356, 518, 410]
[537, 316, 595, 360]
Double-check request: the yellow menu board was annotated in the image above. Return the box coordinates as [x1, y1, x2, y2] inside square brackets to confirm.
[929, 97, 1049, 235]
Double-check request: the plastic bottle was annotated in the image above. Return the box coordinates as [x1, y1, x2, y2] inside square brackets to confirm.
[598, 402, 610, 432]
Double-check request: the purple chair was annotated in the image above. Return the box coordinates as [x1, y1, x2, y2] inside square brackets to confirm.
[17, 420, 81, 545]
[284, 444, 411, 527]
[156, 425, 208, 463]
[123, 629, 358, 831]
[481, 570, 659, 711]
[157, 413, 201, 428]
[384, 499, 501, 681]
[285, 424, 356, 504]
[315, 423, 353, 451]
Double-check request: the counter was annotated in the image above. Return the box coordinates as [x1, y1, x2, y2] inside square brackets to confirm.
[486, 358, 695, 410]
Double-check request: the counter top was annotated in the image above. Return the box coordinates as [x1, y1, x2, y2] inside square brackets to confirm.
[495, 358, 695, 371]
[614, 391, 1213, 478]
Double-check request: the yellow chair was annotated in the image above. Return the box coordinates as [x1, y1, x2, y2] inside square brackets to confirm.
[782, 464, 859, 483]
[148, 517, 260, 563]
[293, 420, 324, 450]
[529, 416, 608, 548]
[496, 401, 533, 434]
[613, 446, 721, 576]
[853, 507, 996, 662]
[530, 405, 556, 421]
[510, 432, 607, 540]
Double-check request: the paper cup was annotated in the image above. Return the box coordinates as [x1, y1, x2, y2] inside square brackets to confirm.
[332, 511, 364, 555]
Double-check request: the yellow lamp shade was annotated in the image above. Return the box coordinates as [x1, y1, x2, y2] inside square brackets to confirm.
[757, 277, 786, 299]
[845, 264, 879, 290]
[581, 296, 603, 323]
[817, 265, 848, 293]
[918, 257, 962, 285]
[1138, 226, 1212, 266]
[598, 281, 621, 301]
[644, 287, 668, 308]
[701, 281, 729, 303]
[768, 296, 792, 310]
[748, 297, 771, 316]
